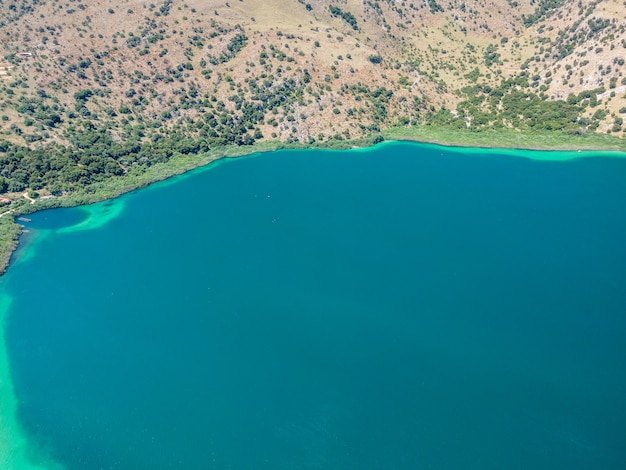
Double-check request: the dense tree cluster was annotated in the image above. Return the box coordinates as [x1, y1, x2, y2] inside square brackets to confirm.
[329, 6, 359, 30]
[522, 0, 565, 26]
[436, 78, 606, 134]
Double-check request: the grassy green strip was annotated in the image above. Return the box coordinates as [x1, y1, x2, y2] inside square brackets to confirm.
[383, 126, 626, 152]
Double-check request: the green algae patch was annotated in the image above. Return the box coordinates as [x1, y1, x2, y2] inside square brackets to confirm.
[57, 199, 125, 235]
[0, 294, 63, 470]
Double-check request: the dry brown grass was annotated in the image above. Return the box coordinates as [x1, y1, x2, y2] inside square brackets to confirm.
[0, 0, 624, 142]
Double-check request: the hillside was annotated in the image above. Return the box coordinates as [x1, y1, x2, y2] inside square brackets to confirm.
[0, 0, 624, 205]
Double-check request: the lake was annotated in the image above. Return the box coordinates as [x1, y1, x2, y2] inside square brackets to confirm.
[1, 141, 626, 469]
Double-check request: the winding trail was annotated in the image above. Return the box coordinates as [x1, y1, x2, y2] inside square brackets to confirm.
[0, 193, 37, 218]
[22, 192, 36, 204]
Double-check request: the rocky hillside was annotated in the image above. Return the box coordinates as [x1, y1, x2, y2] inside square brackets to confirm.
[0, 0, 624, 197]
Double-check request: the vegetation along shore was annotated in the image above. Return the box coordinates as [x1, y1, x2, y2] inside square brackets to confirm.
[1, 0, 625, 272]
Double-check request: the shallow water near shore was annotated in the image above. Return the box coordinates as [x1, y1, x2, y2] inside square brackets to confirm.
[2, 141, 626, 469]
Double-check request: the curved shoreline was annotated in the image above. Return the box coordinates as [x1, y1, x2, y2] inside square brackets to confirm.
[1, 132, 626, 276]
[0, 133, 625, 469]
[3, 139, 626, 469]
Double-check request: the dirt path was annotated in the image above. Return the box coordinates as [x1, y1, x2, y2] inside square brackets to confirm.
[0, 192, 36, 217]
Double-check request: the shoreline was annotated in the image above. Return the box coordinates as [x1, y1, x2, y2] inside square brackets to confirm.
[0, 128, 624, 470]
[1, 128, 626, 275]
[382, 126, 626, 154]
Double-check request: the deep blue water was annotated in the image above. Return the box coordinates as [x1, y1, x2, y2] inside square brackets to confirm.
[3, 142, 626, 469]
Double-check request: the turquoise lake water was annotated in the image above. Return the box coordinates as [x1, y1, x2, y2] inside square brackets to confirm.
[1, 141, 626, 469]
